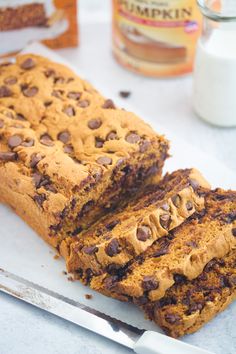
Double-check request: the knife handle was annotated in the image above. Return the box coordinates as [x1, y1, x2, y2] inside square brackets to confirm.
[133, 331, 215, 354]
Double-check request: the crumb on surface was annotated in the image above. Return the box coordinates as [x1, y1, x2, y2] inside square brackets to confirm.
[119, 90, 131, 98]
[62, 270, 67, 275]
[85, 294, 93, 300]
[67, 276, 74, 282]
[54, 254, 60, 260]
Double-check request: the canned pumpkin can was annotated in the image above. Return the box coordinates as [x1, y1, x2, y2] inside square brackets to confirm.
[112, 0, 202, 77]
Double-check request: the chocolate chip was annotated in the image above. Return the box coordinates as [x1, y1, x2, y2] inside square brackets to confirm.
[186, 201, 193, 211]
[32, 172, 43, 188]
[83, 245, 98, 255]
[44, 69, 56, 78]
[125, 132, 140, 144]
[63, 105, 75, 117]
[40, 134, 54, 146]
[106, 131, 117, 140]
[0, 119, 4, 128]
[0, 151, 17, 161]
[174, 274, 187, 284]
[220, 275, 231, 288]
[30, 153, 43, 168]
[105, 220, 120, 230]
[4, 76, 17, 85]
[189, 179, 199, 190]
[44, 101, 52, 107]
[119, 91, 131, 98]
[139, 140, 150, 153]
[5, 111, 14, 119]
[161, 203, 170, 211]
[20, 58, 36, 70]
[63, 144, 74, 154]
[157, 296, 177, 308]
[45, 184, 57, 193]
[58, 131, 70, 144]
[135, 296, 149, 306]
[165, 313, 181, 324]
[33, 193, 46, 207]
[97, 156, 112, 165]
[78, 200, 95, 217]
[50, 222, 62, 233]
[186, 302, 204, 315]
[71, 227, 83, 236]
[222, 212, 236, 224]
[95, 137, 104, 148]
[33, 172, 50, 189]
[78, 100, 90, 108]
[137, 226, 151, 241]
[104, 275, 118, 290]
[102, 99, 115, 109]
[106, 263, 122, 275]
[228, 275, 236, 287]
[8, 135, 22, 148]
[0, 85, 12, 98]
[186, 240, 198, 249]
[172, 194, 181, 208]
[67, 91, 81, 100]
[160, 214, 171, 229]
[198, 272, 208, 281]
[105, 239, 121, 257]
[52, 90, 63, 98]
[204, 259, 217, 272]
[54, 76, 65, 84]
[142, 276, 159, 291]
[16, 113, 26, 121]
[88, 118, 102, 130]
[22, 86, 38, 97]
[21, 138, 34, 147]
[153, 237, 170, 257]
[232, 228, 236, 237]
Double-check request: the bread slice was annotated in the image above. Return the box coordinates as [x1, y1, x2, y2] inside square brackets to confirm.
[141, 249, 236, 337]
[60, 169, 209, 290]
[91, 189, 236, 302]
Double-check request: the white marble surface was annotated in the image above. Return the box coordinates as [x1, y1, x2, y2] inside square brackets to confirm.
[0, 1, 236, 354]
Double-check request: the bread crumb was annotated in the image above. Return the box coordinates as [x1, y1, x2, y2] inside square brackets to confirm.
[54, 254, 60, 260]
[85, 294, 93, 300]
[67, 276, 74, 282]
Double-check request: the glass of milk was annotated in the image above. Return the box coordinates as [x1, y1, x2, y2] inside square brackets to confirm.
[193, 0, 236, 127]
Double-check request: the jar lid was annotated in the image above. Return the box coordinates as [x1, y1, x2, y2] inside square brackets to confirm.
[197, 0, 236, 22]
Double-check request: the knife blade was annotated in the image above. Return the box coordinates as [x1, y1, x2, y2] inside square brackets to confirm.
[0, 268, 215, 354]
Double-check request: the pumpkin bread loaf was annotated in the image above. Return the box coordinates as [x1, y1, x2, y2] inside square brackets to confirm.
[0, 54, 169, 248]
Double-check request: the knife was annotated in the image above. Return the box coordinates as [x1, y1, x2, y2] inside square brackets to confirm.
[0, 268, 214, 354]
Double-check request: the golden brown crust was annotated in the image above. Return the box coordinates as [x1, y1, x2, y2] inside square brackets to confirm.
[0, 54, 169, 248]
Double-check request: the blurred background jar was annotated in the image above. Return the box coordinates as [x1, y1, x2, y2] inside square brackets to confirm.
[193, 0, 236, 127]
[112, 0, 202, 77]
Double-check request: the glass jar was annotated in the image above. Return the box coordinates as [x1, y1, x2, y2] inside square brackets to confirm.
[193, 0, 236, 127]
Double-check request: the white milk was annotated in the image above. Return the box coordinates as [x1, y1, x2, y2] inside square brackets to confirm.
[193, 28, 236, 127]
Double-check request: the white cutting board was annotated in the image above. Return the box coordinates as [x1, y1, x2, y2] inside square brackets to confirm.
[0, 42, 235, 354]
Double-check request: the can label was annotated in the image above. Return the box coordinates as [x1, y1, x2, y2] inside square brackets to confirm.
[112, 0, 202, 77]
